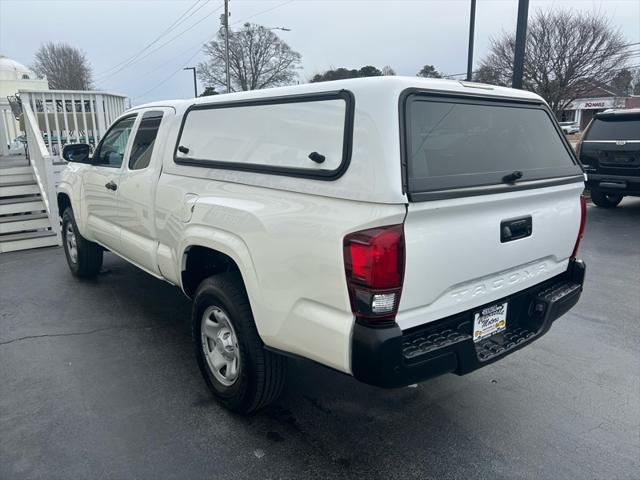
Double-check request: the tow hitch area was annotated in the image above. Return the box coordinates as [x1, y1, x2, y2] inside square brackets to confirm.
[352, 259, 585, 388]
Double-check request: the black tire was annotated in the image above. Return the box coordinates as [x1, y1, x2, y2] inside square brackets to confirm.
[61, 207, 103, 278]
[193, 272, 286, 414]
[590, 189, 623, 208]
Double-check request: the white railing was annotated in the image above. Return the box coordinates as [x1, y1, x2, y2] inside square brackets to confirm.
[19, 89, 128, 159]
[0, 104, 20, 156]
[22, 101, 61, 244]
[17, 89, 128, 241]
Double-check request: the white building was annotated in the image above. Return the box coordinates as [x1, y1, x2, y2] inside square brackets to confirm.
[0, 54, 49, 155]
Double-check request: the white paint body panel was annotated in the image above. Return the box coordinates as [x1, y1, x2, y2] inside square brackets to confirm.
[398, 182, 583, 330]
[57, 77, 583, 375]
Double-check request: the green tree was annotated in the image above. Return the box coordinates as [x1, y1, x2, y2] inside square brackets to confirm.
[472, 65, 505, 85]
[310, 65, 384, 83]
[416, 64, 442, 78]
[199, 86, 219, 97]
[611, 69, 633, 95]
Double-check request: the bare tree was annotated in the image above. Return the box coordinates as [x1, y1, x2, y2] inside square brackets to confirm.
[382, 65, 396, 76]
[632, 69, 640, 95]
[198, 23, 301, 92]
[32, 42, 93, 90]
[476, 10, 631, 114]
[416, 64, 442, 78]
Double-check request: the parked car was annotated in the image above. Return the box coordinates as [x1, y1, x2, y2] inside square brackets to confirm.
[57, 77, 586, 414]
[577, 108, 640, 207]
[559, 121, 580, 135]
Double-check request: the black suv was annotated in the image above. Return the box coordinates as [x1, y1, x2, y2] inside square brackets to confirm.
[579, 109, 640, 208]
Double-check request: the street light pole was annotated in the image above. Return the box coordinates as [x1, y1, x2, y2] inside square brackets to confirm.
[466, 0, 476, 81]
[512, 0, 530, 89]
[183, 67, 198, 97]
[223, 0, 231, 93]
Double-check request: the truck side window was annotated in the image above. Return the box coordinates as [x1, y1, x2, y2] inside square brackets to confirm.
[129, 111, 164, 170]
[94, 115, 137, 168]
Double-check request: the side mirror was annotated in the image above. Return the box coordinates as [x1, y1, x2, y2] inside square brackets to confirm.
[62, 143, 91, 163]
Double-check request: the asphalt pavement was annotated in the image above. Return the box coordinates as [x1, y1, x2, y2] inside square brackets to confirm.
[1, 198, 639, 480]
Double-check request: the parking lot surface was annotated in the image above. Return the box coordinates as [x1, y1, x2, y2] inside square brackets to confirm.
[1, 198, 639, 480]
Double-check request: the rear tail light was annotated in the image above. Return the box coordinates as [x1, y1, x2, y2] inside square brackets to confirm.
[571, 194, 587, 258]
[343, 224, 405, 323]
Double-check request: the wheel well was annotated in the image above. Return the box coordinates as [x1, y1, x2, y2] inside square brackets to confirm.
[57, 193, 71, 217]
[181, 246, 240, 297]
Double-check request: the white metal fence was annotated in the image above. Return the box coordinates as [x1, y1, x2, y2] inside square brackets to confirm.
[18, 89, 128, 159]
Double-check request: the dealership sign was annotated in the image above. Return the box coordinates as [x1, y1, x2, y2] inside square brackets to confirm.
[566, 97, 624, 110]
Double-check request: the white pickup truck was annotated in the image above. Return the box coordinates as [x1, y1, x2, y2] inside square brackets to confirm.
[58, 77, 586, 413]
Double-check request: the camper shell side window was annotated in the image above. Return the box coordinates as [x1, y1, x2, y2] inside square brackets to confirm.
[174, 91, 355, 180]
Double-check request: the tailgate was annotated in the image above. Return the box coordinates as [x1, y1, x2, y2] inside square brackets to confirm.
[397, 90, 584, 331]
[397, 182, 583, 330]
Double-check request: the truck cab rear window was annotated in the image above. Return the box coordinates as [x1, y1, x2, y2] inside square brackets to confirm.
[175, 92, 353, 179]
[404, 95, 580, 195]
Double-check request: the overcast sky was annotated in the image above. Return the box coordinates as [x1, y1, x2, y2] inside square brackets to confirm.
[1, 0, 638, 105]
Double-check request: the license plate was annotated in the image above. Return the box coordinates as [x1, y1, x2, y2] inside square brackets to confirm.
[473, 302, 508, 342]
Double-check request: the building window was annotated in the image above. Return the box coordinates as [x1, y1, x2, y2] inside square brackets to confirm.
[22, 74, 30, 80]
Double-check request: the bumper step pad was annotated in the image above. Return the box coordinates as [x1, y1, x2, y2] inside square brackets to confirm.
[475, 327, 536, 361]
[403, 328, 470, 360]
[351, 260, 585, 388]
[401, 280, 583, 364]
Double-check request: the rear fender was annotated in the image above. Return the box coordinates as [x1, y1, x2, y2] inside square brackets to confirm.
[177, 225, 264, 332]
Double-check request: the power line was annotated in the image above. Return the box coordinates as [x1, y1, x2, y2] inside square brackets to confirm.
[443, 44, 640, 79]
[132, 49, 202, 101]
[96, 0, 208, 77]
[130, 0, 298, 102]
[96, 2, 224, 83]
[230, 0, 296, 27]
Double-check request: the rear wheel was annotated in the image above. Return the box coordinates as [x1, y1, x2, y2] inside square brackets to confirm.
[62, 207, 103, 278]
[591, 189, 623, 208]
[192, 272, 286, 414]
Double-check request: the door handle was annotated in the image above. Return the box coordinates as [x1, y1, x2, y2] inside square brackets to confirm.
[105, 181, 118, 191]
[500, 216, 532, 243]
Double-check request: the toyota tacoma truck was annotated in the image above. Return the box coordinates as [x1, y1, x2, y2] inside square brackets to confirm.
[57, 77, 587, 414]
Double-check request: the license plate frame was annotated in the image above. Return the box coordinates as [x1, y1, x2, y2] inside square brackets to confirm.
[473, 302, 508, 342]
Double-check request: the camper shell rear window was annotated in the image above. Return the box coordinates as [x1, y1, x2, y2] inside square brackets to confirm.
[174, 91, 354, 180]
[400, 91, 583, 200]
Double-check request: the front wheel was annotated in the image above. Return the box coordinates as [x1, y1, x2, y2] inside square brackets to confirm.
[193, 272, 286, 414]
[590, 189, 623, 208]
[61, 207, 103, 278]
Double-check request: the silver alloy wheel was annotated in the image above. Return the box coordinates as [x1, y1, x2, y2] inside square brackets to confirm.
[65, 222, 78, 264]
[201, 305, 241, 386]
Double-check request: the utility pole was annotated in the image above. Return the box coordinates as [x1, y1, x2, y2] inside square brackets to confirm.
[512, 0, 529, 89]
[466, 0, 476, 81]
[183, 67, 198, 97]
[222, 0, 231, 93]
